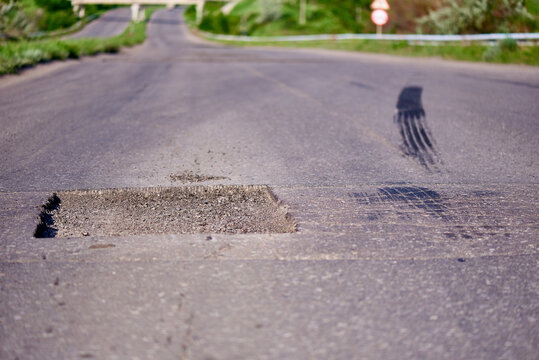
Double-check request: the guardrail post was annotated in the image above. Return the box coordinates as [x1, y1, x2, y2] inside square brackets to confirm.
[196, 0, 205, 25]
[131, 3, 140, 21]
[139, 6, 145, 21]
[73, 3, 85, 18]
[299, 0, 306, 25]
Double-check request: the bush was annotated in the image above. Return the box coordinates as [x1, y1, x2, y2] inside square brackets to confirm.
[418, 0, 535, 34]
[482, 44, 500, 61]
[482, 37, 522, 62]
[0, 0, 37, 39]
[58, 41, 80, 58]
[37, 9, 77, 31]
[32, 0, 82, 31]
[34, 0, 73, 12]
[199, 11, 232, 34]
[21, 47, 44, 61]
[500, 37, 518, 51]
[258, 0, 282, 23]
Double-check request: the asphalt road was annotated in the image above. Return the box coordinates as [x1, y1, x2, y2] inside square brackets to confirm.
[1, 8, 538, 360]
[67, 7, 131, 39]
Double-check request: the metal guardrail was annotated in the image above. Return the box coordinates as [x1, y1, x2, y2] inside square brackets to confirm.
[205, 32, 539, 43]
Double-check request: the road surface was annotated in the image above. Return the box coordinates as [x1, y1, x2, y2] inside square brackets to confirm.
[68, 7, 131, 39]
[1, 8, 538, 360]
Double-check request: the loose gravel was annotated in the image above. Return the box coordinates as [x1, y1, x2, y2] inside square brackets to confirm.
[35, 186, 296, 238]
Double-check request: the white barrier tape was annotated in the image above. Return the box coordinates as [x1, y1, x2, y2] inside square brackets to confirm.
[205, 32, 539, 42]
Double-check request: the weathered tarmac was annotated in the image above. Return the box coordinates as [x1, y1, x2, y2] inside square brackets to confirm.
[67, 7, 131, 39]
[0, 8, 538, 360]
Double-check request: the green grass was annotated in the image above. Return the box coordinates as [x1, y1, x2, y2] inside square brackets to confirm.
[0, 7, 158, 75]
[185, 0, 370, 37]
[185, 0, 538, 66]
[20, 0, 41, 14]
[528, 0, 539, 15]
[207, 36, 539, 66]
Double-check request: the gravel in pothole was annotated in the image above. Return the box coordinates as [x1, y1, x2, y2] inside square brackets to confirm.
[34, 186, 296, 238]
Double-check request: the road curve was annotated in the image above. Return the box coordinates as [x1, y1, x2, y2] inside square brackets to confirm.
[68, 7, 131, 38]
[0, 8, 538, 360]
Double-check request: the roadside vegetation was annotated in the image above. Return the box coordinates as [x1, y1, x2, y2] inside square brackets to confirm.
[217, 36, 539, 65]
[1, 0, 117, 39]
[185, 0, 539, 65]
[0, 6, 159, 75]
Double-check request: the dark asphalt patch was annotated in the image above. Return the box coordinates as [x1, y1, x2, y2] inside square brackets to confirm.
[394, 86, 441, 171]
[34, 186, 296, 238]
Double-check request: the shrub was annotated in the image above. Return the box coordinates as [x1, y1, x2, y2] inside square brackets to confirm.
[21, 47, 44, 61]
[482, 37, 521, 62]
[482, 43, 501, 61]
[258, 0, 283, 23]
[34, 0, 73, 12]
[500, 37, 518, 51]
[58, 41, 80, 58]
[37, 9, 77, 31]
[418, 0, 535, 34]
[0, 0, 37, 39]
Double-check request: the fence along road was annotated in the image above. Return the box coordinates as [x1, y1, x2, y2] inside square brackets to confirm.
[206, 32, 539, 43]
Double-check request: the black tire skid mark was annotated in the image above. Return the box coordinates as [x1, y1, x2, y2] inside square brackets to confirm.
[394, 86, 440, 171]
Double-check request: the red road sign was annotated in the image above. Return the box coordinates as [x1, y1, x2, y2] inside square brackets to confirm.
[371, 9, 389, 26]
[371, 0, 390, 10]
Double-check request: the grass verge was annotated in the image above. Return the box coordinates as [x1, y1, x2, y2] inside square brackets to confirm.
[0, 7, 158, 75]
[203, 35, 539, 66]
[28, 14, 100, 41]
[184, 1, 538, 66]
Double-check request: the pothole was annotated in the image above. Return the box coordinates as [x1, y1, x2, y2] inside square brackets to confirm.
[34, 186, 296, 238]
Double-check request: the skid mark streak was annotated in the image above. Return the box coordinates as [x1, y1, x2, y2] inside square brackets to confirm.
[394, 87, 441, 171]
[352, 186, 450, 221]
[349, 186, 517, 240]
